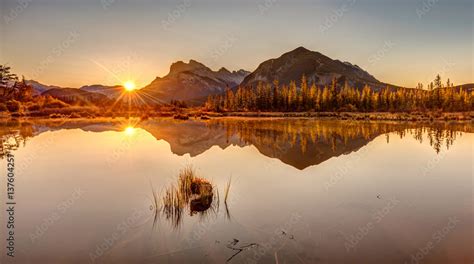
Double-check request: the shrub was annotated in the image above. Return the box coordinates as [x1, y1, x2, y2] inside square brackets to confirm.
[69, 112, 81, 118]
[49, 113, 63, 119]
[27, 103, 41, 111]
[339, 104, 358, 112]
[0, 103, 7, 112]
[6, 100, 21, 112]
[43, 97, 69, 109]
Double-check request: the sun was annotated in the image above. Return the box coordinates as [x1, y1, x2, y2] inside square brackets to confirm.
[124, 126, 136, 136]
[123, 81, 136, 92]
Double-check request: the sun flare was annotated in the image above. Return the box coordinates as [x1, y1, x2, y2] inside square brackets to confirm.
[123, 81, 136, 92]
[124, 126, 136, 136]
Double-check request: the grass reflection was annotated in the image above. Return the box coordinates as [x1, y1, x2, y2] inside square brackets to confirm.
[161, 166, 219, 229]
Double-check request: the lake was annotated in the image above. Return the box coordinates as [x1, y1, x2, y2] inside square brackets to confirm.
[0, 118, 472, 264]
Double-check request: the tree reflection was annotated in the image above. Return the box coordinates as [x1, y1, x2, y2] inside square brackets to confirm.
[0, 120, 34, 159]
[0, 119, 472, 170]
[206, 119, 471, 168]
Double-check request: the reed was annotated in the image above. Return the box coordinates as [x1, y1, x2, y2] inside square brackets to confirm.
[224, 176, 232, 204]
[161, 165, 217, 228]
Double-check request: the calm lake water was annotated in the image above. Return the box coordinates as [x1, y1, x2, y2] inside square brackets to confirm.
[0, 118, 473, 264]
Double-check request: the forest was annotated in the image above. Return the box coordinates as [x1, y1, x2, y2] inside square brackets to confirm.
[205, 75, 474, 113]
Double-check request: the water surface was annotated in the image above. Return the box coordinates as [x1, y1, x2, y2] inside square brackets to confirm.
[0, 118, 472, 264]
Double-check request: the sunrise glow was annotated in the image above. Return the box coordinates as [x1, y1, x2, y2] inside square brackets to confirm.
[124, 126, 136, 136]
[124, 81, 136, 92]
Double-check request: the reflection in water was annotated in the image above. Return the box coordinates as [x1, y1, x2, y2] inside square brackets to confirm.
[204, 119, 468, 168]
[1, 118, 472, 170]
[161, 166, 218, 229]
[0, 120, 33, 159]
[0, 118, 472, 264]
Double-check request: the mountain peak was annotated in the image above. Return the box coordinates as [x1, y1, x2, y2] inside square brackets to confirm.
[241, 46, 379, 89]
[292, 46, 311, 53]
[143, 60, 250, 103]
[169, 59, 209, 75]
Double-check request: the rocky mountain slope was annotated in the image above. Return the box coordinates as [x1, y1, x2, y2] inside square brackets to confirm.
[241, 47, 383, 89]
[139, 60, 250, 103]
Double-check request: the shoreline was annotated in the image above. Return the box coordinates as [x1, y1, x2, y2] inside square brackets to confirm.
[217, 111, 474, 121]
[1, 111, 473, 123]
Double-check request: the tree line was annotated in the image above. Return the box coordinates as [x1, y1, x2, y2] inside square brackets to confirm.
[0, 65, 33, 102]
[205, 75, 473, 112]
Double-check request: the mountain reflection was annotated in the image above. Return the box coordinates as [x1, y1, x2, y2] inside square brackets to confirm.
[1, 118, 472, 169]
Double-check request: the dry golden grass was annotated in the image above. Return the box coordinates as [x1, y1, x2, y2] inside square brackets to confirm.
[162, 165, 216, 228]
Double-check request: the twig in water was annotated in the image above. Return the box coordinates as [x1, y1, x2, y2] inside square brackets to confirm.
[226, 239, 258, 262]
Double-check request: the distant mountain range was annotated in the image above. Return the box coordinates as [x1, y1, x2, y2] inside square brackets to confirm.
[80, 85, 124, 99]
[42, 88, 111, 105]
[28, 46, 473, 105]
[27, 80, 69, 96]
[27, 80, 124, 99]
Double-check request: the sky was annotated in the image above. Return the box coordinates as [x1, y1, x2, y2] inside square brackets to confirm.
[1, 0, 472, 88]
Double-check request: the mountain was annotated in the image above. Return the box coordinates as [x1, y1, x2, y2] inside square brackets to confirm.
[26, 80, 67, 95]
[451, 83, 474, 92]
[42, 88, 110, 105]
[139, 60, 250, 104]
[80, 85, 124, 99]
[240, 46, 384, 90]
[27, 80, 125, 101]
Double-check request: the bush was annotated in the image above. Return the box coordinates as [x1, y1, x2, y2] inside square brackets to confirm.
[27, 103, 41, 111]
[0, 103, 7, 112]
[69, 112, 81, 118]
[338, 104, 358, 112]
[49, 113, 63, 119]
[6, 100, 21, 112]
[43, 97, 69, 109]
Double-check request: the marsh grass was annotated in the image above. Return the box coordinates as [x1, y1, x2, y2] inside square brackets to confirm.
[223, 176, 232, 220]
[149, 180, 161, 230]
[224, 176, 232, 204]
[161, 165, 218, 228]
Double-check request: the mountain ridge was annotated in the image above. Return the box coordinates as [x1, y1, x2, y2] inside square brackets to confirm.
[139, 60, 250, 103]
[240, 46, 383, 90]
